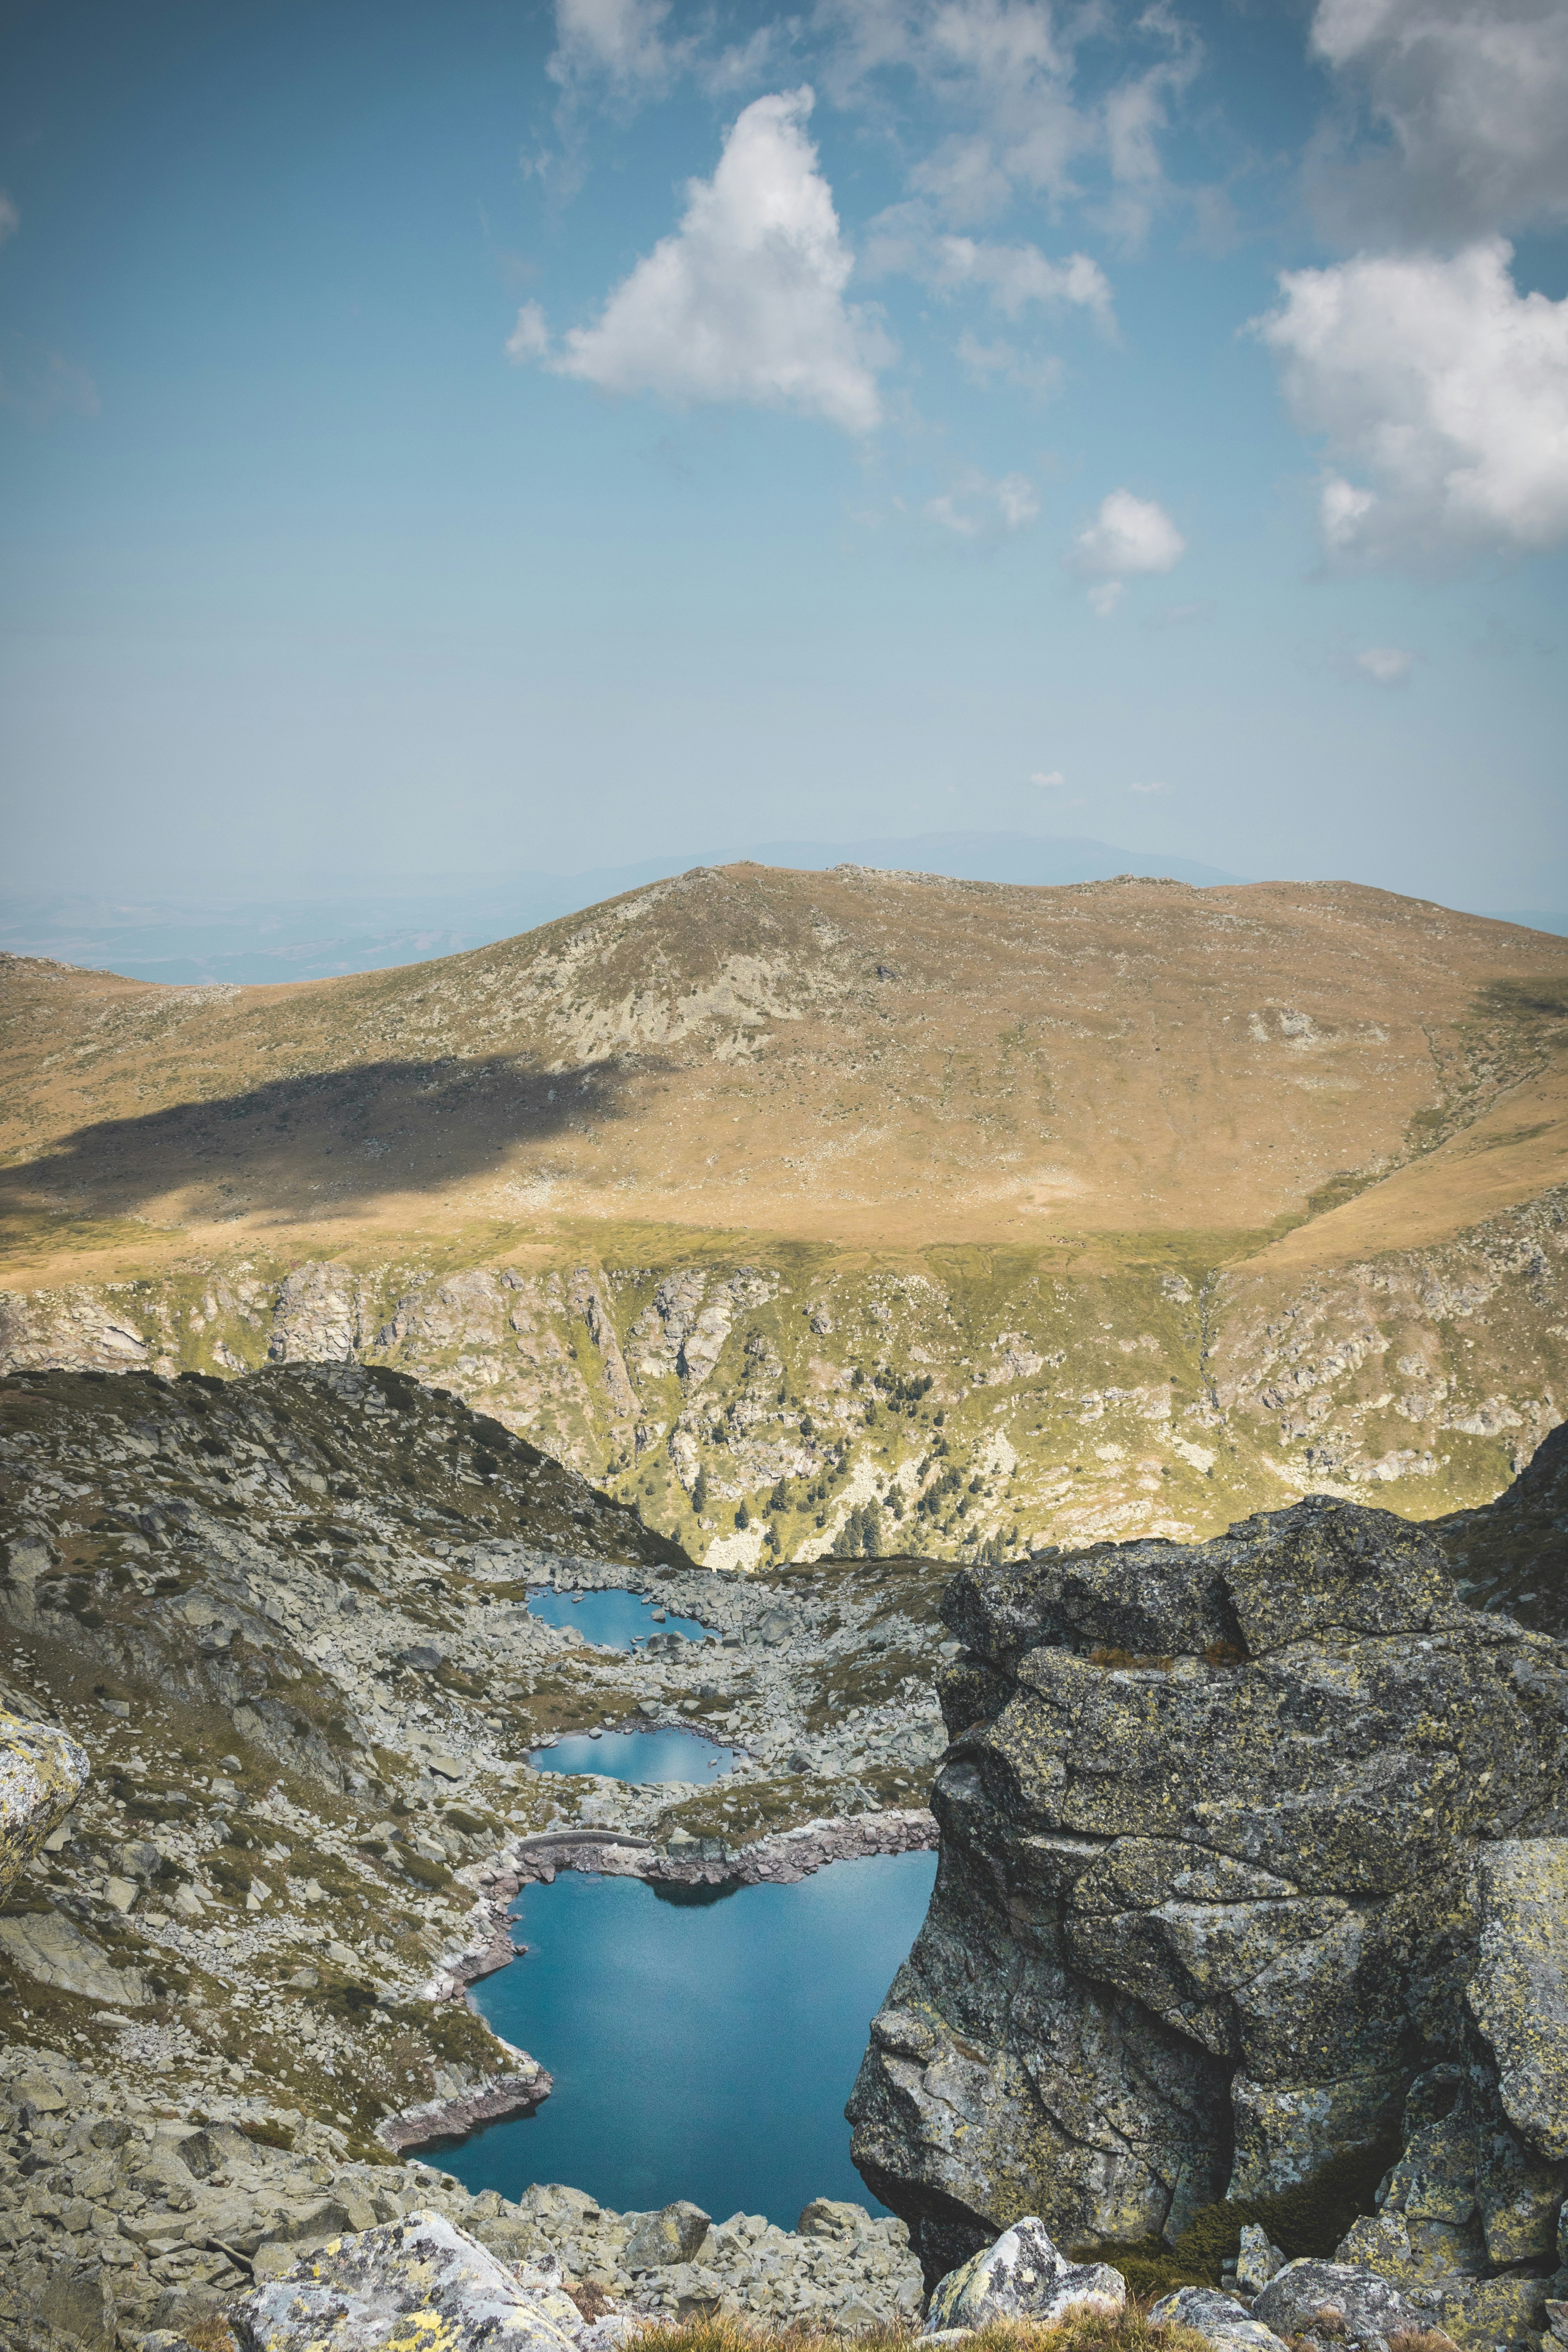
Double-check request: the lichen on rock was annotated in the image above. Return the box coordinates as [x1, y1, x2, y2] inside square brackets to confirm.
[0, 1702, 87, 1904]
[923, 2216, 1125, 2332]
[230, 2210, 581, 2352]
[847, 1495, 1568, 2292]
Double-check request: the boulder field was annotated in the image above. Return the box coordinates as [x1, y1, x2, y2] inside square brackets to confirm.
[3, 1364, 1567, 2352]
[847, 1495, 1568, 2352]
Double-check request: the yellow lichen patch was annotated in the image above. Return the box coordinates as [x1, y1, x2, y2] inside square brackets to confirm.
[0, 1704, 89, 1904]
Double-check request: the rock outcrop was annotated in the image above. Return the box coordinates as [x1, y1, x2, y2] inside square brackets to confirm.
[228, 2210, 582, 2352]
[923, 2217, 1125, 2332]
[1149, 2286, 1290, 2352]
[1249, 2258, 1432, 2352]
[848, 1495, 1568, 2305]
[0, 1703, 87, 1903]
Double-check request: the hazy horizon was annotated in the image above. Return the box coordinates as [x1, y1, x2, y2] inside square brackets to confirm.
[4, 826, 1564, 989]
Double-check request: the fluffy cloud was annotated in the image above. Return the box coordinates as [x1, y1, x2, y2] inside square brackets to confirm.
[1071, 488, 1185, 612]
[508, 90, 889, 434]
[924, 468, 1040, 536]
[1255, 239, 1568, 565]
[1309, 0, 1568, 243]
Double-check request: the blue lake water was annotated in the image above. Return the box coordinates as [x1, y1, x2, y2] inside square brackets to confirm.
[530, 1727, 736, 1782]
[527, 1587, 713, 1651]
[445, 1851, 938, 2226]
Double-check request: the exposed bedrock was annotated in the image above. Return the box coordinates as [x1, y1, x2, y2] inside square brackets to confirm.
[847, 1495, 1568, 2289]
[0, 1703, 89, 1904]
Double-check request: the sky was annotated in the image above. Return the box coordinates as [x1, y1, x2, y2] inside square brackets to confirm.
[2, 0, 1566, 918]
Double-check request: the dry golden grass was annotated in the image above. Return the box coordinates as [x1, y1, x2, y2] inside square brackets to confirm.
[4, 866, 1566, 1287]
[618, 2306, 1215, 2352]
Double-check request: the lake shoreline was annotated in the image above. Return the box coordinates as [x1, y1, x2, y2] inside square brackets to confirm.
[388, 1808, 937, 2156]
[423, 1803, 939, 2001]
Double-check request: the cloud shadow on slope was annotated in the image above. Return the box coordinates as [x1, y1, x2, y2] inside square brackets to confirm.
[0, 1051, 663, 1229]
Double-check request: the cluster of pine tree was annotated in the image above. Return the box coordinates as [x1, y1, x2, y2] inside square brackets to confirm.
[834, 1501, 886, 1557]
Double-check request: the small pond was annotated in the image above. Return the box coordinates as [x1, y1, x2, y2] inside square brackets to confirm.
[526, 1586, 714, 1652]
[445, 1850, 938, 2225]
[529, 1726, 736, 1783]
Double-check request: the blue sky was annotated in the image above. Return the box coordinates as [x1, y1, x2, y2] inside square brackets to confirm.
[3, 0, 1566, 914]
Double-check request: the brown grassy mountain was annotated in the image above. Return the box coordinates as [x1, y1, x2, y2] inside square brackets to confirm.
[3, 864, 1566, 1561]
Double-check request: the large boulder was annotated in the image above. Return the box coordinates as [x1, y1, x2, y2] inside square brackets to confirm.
[1149, 2286, 1291, 2352]
[847, 1497, 1568, 2285]
[0, 1704, 88, 1902]
[229, 2210, 581, 2352]
[1250, 2259, 1434, 2352]
[923, 2217, 1125, 2333]
[622, 2200, 711, 2269]
[0, 1907, 149, 2007]
[1465, 1839, 1568, 2163]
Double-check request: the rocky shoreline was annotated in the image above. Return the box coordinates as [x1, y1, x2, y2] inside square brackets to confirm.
[406, 1806, 940, 2136]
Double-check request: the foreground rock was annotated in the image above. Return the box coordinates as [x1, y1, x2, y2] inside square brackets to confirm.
[1250, 2260, 1431, 2352]
[0, 2045, 924, 2349]
[1149, 2288, 1290, 2352]
[924, 2218, 1124, 2332]
[228, 2210, 583, 2352]
[0, 1702, 88, 1902]
[848, 1493, 1568, 2328]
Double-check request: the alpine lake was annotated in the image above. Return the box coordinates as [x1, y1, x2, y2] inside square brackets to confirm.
[445, 1590, 937, 2225]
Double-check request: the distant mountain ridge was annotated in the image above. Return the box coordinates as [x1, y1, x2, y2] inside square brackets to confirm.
[0, 831, 1245, 986]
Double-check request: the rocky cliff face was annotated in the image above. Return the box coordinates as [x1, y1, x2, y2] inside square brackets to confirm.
[847, 1497, 1568, 2310]
[3, 1197, 1563, 1578]
[1431, 1417, 1568, 1639]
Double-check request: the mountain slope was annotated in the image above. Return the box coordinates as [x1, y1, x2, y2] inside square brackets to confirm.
[2, 864, 1566, 1555]
[4, 865, 1565, 1256]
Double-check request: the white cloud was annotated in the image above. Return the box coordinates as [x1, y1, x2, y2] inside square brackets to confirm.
[505, 302, 551, 363]
[1129, 778, 1170, 793]
[1354, 644, 1414, 685]
[817, 0, 1194, 236]
[864, 205, 1114, 322]
[1030, 769, 1066, 786]
[0, 192, 18, 246]
[925, 467, 1040, 537]
[1309, 0, 1568, 243]
[512, 90, 889, 435]
[548, 0, 684, 91]
[1254, 239, 1568, 565]
[931, 234, 1111, 322]
[1087, 580, 1124, 617]
[1072, 488, 1186, 590]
